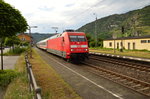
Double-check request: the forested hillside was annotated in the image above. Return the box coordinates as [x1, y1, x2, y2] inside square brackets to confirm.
[31, 33, 55, 43]
[77, 5, 150, 39]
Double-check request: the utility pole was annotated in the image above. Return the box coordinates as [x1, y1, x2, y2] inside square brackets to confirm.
[111, 25, 118, 53]
[0, 39, 3, 70]
[120, 26, 124, 52]
[93, 13, 98, 47]
[28, 26, 38, 58]
[93, 13, 97, 47]
[112, 33, 117, 53]
[0, 9, 4, 70]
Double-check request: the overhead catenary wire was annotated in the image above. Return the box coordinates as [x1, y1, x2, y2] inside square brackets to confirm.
[63, 0, 103, 31]
[67, 0, 103, 23]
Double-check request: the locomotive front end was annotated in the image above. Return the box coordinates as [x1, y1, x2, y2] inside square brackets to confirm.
[69, 33, 89, 61]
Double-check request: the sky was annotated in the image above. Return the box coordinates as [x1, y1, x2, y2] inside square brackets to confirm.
[4, 0, 150, 34]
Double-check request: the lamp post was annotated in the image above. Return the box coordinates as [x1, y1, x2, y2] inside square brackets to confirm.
[52, 27, 58, 34]
[28, 26, 38, 58]
[112, 33, 117, 53]
[93, 13, 98, 47]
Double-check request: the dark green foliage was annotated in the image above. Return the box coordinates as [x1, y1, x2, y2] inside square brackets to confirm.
[86, 33, 96, 47]
[140, 5, 150, 26]
[86, 33, 103, 47]
[86, 33, 93, 46]
[4, 36, 21, 47]
[21, 41, 29, 46]
[0, 70, 18, 87]
[97, 37, 103, 47]
[4, 36, 23, 53]
[0, 1, 28, 38]
[77, 5, 150, 39]
[89, 41, 96, 47]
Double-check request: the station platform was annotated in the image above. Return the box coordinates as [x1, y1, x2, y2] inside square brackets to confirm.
[89, 52, 150, 63]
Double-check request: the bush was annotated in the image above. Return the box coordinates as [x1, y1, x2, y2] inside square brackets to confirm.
[21, 41, 29, 46]
[12, 47, 26, 54]
[4, 47, 27, 55]
[0, 70, 18, 87]
[89, 41, 96, 47]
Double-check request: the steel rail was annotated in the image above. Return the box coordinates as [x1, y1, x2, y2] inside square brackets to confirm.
[90, 56, 150, 72]
[82, 62, 150, 97]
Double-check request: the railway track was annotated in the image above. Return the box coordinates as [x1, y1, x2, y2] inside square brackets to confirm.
[88, 55, 150, 83]
[39, 48, 150, 97]
[82, 54, 150, 96]
[82, 62, 150, 97]
[90, 55, 150, 72]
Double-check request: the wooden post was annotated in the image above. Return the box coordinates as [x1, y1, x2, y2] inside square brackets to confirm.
[1, 42, 3, 70]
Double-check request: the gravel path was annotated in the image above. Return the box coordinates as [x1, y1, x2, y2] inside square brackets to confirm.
[0, 56, 19, 70]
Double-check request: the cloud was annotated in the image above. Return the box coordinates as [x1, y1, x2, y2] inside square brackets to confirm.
[4, 0, 150, 33]
[65, 3, 75, 7]
[38, 6, 54, 11]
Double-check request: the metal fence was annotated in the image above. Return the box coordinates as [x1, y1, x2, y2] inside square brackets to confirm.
[25, 53, 42, 99]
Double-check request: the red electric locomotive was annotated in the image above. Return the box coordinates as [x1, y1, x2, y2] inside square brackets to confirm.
[37, 30, 89, 61]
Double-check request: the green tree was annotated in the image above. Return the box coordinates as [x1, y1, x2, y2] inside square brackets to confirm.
[89, 41, 96, 47]
[21, 41, 29, 46]
[5, 36, 21, 51]
[86, 33, 103, 47]
[0, 1, 28, 70]
[0, 1, 28, 37]
[97, 37, 103, 47]
[86, 33, 95, 47]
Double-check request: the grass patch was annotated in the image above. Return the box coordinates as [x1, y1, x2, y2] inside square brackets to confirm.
[90, 48, 150, 59]
[3, 47, 27, 56]
[4, 54, 33, 99]
[29, 49, 82, 99]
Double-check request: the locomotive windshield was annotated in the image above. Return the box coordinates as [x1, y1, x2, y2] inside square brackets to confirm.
[69, 36, 86, 42]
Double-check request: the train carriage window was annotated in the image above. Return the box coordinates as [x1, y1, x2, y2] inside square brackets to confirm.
[69, 35, 86, 42]
[78, 36, 86, 42]
[70, 36, 78, 42]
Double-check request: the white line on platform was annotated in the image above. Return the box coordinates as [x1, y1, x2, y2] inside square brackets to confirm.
[49, 57, 123, 99]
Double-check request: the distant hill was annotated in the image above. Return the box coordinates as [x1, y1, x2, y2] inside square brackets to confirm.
[77, 5, 150, 39]
[31, 33, 55, 43]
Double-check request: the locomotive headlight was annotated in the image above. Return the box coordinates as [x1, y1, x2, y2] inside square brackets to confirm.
[84, 49, 88, 51]
[70, 45, 77, 48]
[71, 49, 74, 51]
